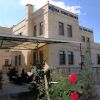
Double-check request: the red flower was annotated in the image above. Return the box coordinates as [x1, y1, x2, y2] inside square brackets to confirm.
[68, 72, 77, 83]
[70, 91, 79, 100]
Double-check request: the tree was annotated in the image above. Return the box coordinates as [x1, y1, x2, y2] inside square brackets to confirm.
[30, 65, 47, 100]
[80, 51, 97, 100]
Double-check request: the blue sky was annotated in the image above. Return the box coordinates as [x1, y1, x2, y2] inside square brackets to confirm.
[0, 0, 100, 43]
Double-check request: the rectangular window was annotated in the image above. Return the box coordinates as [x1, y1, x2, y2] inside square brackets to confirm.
[87, 37, 90, 42]
[40, 22, 43, 35]
[59, 50, 66, 65]
[59, 22, 64, 35]
[68, 51, 74, 65]
[19, 55, 21, 66]
[15, 56, 17, 66]
[39, 51, 44, 64]
[33, 52, 36, 65]
[33, 25, 37, 36]
[67, 25, 72, 37]
[81, 36, 85, 42]
[5, 59, 9, 66]
[97, 54, 100, 64]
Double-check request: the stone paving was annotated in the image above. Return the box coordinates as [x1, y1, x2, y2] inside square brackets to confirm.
[0, 73, 30, 97]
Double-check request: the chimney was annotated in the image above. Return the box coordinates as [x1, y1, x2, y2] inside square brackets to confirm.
[26, 4, 33, 20]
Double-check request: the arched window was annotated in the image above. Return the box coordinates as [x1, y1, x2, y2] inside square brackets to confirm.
[40, 21, 43, 35]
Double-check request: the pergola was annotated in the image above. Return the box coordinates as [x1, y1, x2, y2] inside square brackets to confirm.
[0, 33, 81, 49]
[0, 33, 82, 66]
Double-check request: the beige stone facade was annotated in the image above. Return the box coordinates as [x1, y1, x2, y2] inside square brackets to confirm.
[0, 26, 12, 70]
[0, 26, 12, 34]
[0, 3, 100, 74]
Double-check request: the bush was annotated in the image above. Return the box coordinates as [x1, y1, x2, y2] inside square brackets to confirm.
[49, 72, 83, 100]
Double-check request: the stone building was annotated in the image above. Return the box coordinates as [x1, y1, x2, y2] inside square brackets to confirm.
[0, 3, 100, 74]
[0, 26, 12, 70]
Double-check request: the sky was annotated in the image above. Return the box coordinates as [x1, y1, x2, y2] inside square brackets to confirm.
[0, 0, 100, 43]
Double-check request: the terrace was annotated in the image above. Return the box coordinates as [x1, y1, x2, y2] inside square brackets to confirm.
[0, 33, 100, 99]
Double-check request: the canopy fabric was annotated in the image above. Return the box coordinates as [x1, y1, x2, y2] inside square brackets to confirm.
[0, 33, 81, 50]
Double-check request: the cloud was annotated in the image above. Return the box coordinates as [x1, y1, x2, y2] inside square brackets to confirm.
[20, 0, 81, 14]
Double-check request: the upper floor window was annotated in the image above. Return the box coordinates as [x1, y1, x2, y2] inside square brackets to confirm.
[33, 25, 37, 36]
[59, 50, 66, 65]
[59, 22, 64, 35]
[68, 51, 74, 65]
[81, 36, 85, 42]
[87, 37, 90, 42]
[97, 54, 100, 64]
[67, 24, 72, 37]
[40, 22, 43, 35]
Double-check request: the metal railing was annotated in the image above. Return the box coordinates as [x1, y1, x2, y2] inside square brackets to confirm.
[53, 67, 100, 76]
